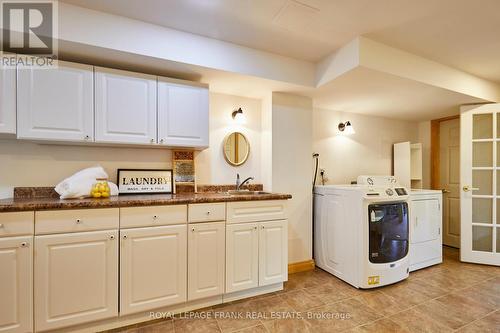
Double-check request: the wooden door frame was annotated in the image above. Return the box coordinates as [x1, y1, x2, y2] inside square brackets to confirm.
[430, 115, 460, 189]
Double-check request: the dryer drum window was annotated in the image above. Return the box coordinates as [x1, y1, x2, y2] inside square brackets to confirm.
[368, 202, 409, 264]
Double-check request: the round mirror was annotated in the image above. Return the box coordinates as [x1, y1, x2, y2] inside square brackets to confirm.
[223, 132, 250, 166]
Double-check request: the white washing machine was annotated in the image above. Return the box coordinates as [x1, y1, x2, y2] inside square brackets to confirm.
[314, 176, 410, 288]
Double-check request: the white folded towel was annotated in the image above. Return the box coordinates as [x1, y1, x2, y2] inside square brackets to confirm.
[55, 166, 118, 199]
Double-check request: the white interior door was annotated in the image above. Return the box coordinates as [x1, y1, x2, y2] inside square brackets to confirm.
[461, 104, 500, 266]
[440, 118, 461, 247]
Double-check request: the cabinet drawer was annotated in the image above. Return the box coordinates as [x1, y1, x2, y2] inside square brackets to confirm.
[120, 205, 187, 228]
[0, 211, 34, 237]
[188, 203, 226, 223]
[226, 200, 287, 224]
[35, 208, 119, 235]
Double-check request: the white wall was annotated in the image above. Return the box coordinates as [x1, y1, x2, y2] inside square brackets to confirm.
[418, 121, 432, 189]
[196, 93, 261, 185]
[270, 93, 313, 264]
[0, 92, 262, 199]
[313, 108, 419, 185]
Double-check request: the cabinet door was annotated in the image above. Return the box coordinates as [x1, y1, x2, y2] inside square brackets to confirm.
[0, 53, 16, 134]
[35, 230, 118, 331]
[188, 222, 225, 301]
[95, 67, 157, 144]
[17, 60, 94, 141]
[412, 199, 440, 243]
[158, 80, 209, 147]
[225, 223, 259, 293]
[259, 220, 288, 286]
[0, 236, 32, 333]
[120, 225, 187, 315]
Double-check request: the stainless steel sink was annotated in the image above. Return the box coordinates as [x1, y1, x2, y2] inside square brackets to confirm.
[226, 190, 271, 196]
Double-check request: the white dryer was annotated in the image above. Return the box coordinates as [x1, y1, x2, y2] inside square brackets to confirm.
[314, 176, 410, 288]
[409, 189, 443, 271]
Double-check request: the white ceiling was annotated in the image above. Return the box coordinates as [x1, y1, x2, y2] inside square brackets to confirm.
[312, 67, 484, 121]
[61, 0, 500, 82]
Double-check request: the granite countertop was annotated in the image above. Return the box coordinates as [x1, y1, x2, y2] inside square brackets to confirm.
[0, 192, 292, 212]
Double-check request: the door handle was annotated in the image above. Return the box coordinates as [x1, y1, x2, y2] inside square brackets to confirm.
[441, 189, 450, 194]
[462, 185, 479, 192]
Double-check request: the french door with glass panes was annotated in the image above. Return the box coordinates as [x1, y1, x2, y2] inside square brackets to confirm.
[461, 104, 500, 265]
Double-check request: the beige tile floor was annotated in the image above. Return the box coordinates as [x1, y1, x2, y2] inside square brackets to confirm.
[108, 247, 499, 333]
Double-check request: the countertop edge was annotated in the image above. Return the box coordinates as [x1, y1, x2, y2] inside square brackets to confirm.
[0, 193, 293, 213]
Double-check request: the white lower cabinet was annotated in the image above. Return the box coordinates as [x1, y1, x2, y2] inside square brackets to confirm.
[226, 219, 288, 293]
[34, 230, 119, 332]
[0, 236, 33, 333]
[120, 225, 187, 315]
[188, 222, 225, 301]
[225, 223, 259, 293]
[259, 220, 288, 286]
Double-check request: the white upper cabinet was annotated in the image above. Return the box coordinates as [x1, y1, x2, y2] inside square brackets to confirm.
[0, 53, 16, 134]
[0, 236, 33, 333]
[95, 67, 157, 145]
[17, 60, 94, 142]
[158, 78, 209, 148]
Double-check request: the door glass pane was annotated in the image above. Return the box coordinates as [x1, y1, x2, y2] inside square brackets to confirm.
[497, 228, 500, 252]
[497, 114, 500, 138]
[473, 142, 493, 167]
[472, 226, 492, 252]
[473, 170, 492, 195]
[473, 198, 492, 224]
[473, 114, 493, 139]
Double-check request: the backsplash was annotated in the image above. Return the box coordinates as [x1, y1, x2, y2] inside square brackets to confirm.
[13, 184, 264, 199]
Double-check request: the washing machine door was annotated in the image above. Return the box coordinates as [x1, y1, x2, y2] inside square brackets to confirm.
[368, 202, 409, 263]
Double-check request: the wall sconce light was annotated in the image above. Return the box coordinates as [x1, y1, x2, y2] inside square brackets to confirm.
[338, 121, 355, 135]
[232, 107, 247, 124]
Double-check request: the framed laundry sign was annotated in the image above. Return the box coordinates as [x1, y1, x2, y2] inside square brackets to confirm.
[117, 169, 173, 194]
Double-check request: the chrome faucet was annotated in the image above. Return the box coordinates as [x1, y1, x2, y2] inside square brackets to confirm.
[236, 173, 254, 191]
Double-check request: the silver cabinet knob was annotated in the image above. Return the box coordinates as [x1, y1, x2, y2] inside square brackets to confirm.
[20, 242, 28, 247]
[109, 235, 115, 240]
[150, 139, 155, 143]
[160, 139, 164, 144]
[76, 219, 82, 224]
[191, 227, 195, 232]
[84, 135, 90, 140]
[206, 211, 211, 215]
[261, 226, 265, 229]
[254, 226, 257, 230]
[123, 235, 128, 239]
[153, 215, 158, 220]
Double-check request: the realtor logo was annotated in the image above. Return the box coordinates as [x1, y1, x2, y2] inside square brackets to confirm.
[1, 0, 57, 55]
